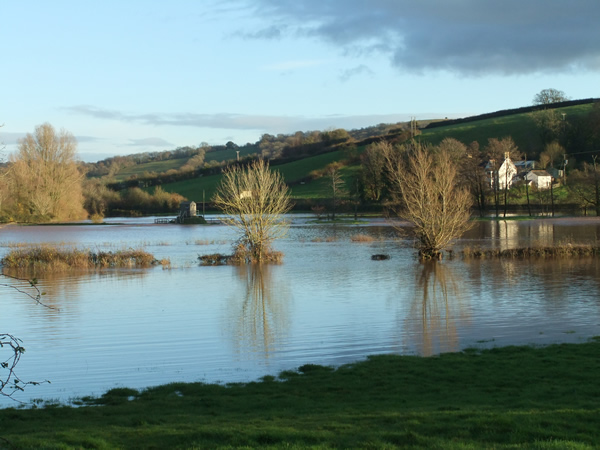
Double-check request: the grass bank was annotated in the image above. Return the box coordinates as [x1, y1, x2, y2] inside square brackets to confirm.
[2, 339, 600, 448]
[0, 245, 167, 272]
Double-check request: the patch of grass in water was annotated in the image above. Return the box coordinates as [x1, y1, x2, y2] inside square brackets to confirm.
[0, 244, 166, 272]
[461, 243, 600, 259]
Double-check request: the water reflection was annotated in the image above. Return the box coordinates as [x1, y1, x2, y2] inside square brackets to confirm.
[463, 257, 600, 308]
[226, 265, 291, 359]
[406, 262, 470, 356]
[1, 268, 151, 312]
[463, 219, 600, 250]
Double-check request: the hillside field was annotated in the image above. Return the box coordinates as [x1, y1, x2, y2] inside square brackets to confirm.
[114, 102, 596, 202]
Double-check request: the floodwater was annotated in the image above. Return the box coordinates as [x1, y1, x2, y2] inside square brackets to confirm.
[1, 215, 600, 406]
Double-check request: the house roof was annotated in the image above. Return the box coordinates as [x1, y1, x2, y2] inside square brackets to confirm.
[529, 170, 551, 176]
[514, 160, 536, 168]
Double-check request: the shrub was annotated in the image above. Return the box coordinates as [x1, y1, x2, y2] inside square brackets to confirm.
[351, 234, 375, 242]
[1, 245, 161, 272]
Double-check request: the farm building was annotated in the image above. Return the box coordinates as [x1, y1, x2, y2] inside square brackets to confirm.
[178, 201, 197, 222]
[487, 153, 518, 190]
[523, 170, 553, 190]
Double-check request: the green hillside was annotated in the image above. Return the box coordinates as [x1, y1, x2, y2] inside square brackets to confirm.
[109, 146, 259, 182]
[420, 103, 593, 152]
[156, 173, 222, 202]
[133, 101, 598, 202]
[114, 158, 188, 181]
[158, 149, 362, 201]
[203, 146, 258, 164]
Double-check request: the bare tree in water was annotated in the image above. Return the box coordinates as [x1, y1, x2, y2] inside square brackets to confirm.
[385, 142, 473, 259]
[213, 159, 292, 263]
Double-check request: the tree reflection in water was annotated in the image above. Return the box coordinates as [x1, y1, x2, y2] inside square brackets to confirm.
[408, 262, 470, 356]
[227, 264, 290, 359]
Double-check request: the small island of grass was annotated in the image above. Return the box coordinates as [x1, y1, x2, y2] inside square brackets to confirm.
[1, 245, 169, 272]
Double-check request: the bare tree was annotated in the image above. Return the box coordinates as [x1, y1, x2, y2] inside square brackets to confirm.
[359, 142, 388, 202]
[529, 109, 563, 146]
[213, 159, 292, 263]
[539, 141, 565, 169]
[568, 158, 600, 216]
[326, 162, 346, 220]
[462, 141, 489, 217]
[385, 142, 473, 260]
[7, 123, 86, 221]
[532, 88, 569, 106]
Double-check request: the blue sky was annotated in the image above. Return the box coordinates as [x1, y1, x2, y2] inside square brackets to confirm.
[2, 0, 599, 162]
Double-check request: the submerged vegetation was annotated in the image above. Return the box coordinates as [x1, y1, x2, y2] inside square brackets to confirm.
[1, 339, 600, 448]
[0, 245, 167, 272]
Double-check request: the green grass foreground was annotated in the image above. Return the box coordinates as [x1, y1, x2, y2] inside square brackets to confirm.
[2, 340, 600, 448]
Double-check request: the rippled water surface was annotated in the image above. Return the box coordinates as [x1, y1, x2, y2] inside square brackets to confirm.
[1, 215, 600, 406]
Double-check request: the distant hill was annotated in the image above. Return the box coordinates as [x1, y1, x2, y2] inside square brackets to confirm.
[89, 98, 599, 203]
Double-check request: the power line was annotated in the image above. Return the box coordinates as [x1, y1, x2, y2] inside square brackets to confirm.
[563, 149, 600, 157]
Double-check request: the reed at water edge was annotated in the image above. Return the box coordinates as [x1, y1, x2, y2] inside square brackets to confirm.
[0, 244, 169, 272]
[461, 243, 600, 259]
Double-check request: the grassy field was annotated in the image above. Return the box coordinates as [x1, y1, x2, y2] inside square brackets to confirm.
[290, 165, 361, 199]
[203, 146, 258, 164]
[1, 339, 599, 448]
[113, 158, 189, 181]
[159, 150, 363, 202]
[121, 103, 595, 202]
[157, 173, 222, 202]
[420, 103, 594, 152]
[112, 147, 259, 181]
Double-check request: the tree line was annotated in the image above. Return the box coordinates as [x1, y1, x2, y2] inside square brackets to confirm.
[0, 123, 186, 222]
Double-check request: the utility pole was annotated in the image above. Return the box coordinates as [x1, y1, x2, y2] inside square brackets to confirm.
[593, 155, 600, 217]
[410, 117, 417, 139]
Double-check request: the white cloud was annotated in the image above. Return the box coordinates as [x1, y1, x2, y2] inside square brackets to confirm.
[128, 137, 174, 147]
[61, 104, 452, 135]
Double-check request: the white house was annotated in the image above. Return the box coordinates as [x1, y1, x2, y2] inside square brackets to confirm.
[488, 153, 518, 190]
[524, 170, 553, 190]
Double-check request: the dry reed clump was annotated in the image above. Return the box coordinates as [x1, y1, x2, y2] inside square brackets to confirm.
[198, 253, 231, 266]
[229, 242, 283, 265]
[91, 249, 157, 268]
[90, 214, 104, 224]
[311, 236, 337, 243]
[461, 244, 600, 259]
[193, 239, 214, 245]
[0, 245, 162, 271]
[198, 243, 284, 266]
[350, 234, 375, 242]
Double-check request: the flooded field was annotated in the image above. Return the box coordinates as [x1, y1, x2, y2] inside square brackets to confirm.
[1, 215, 600, 406]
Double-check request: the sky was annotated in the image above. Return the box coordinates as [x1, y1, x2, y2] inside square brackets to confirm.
[2, 0, 599, 162]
